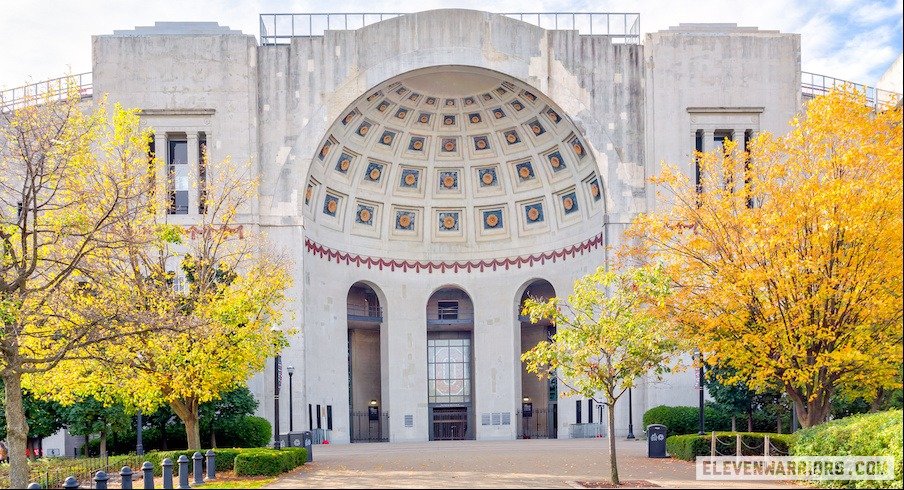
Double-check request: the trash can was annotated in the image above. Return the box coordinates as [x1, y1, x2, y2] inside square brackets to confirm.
[647, 424, 667, 458]
[301, 430, 314, 462]
[286, 432, 305, 449]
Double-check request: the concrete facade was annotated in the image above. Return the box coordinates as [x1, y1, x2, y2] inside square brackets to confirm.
[87, 10, 805, 444]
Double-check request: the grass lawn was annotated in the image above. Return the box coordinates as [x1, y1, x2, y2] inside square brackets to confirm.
[196, 473, 276, 489]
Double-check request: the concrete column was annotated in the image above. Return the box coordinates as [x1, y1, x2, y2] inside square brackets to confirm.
[701, 130, 715, 153]
[156, 133, 168, 212]
[384, 281, 429, 442]
[473, 276, 518, 440]
[186, 132, 199, 215]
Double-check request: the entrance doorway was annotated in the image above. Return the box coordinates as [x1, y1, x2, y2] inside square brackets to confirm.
[430, 407, 469, 440]
[426, 287, 475, 441]
[518, 280, 558, 439]
[347, 282, 388, 442]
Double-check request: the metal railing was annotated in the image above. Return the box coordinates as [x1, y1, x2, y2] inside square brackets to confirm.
[260, 13, 404, 43]
[802, 71, 901, 109]
[501, 12, 639, 43]
[570, 422, 606, 439]
[427, 308, 474, 322]
[350, 410, 390, 442]
[347, 303, 383, 319]
[518, 407, 555, 439]
[260, 12, 640, 44]
[0, 72, 93, 112]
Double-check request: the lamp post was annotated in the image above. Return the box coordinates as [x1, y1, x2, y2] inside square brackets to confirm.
[287, 366, 295, 433]
[136, 410, 144, 455]
[626, 388, 635, 440]
[694, 348, 705, 435]
[272, 326, 283, 450]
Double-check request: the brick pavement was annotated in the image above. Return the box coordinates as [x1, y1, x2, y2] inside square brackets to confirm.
[266, 438, 801, 488]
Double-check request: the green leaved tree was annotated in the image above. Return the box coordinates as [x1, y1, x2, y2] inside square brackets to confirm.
[521, 264, 682, 485]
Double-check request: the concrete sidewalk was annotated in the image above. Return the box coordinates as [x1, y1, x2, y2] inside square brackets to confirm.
[266, 439, 801, 488]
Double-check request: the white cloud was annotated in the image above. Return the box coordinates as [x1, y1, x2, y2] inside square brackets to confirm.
[1, 0, 901, 90]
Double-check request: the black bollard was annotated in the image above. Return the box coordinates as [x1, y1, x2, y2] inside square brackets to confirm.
[94, 470, 109, 490]
[192, 452, 204, 485]
[142, 461, 154, 489]
[206, 449, 216, 480]
[63, 477, 79, 490]
[178, 455, 190, 489]
[162, 458, 174, 489]
[121, 466, 133, 490]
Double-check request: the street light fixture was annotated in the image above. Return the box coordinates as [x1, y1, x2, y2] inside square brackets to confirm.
[626, 387, 635, 440]
[694, 348, 705, 435]
[287, 366, 295, 433]
[272, 326, 283, 450]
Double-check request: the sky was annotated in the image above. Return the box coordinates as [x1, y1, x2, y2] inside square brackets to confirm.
[1, 0, 901, 90]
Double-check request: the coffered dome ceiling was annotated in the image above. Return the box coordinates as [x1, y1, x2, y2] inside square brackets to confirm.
[304, 67, 605, 260]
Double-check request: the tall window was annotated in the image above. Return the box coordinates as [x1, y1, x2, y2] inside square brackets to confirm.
[744, 129, 754, 208]
[694, 130, 703, 195]
[198, 134, 207, 214]
[168, 139, 189, 214]
[427, 338, 471, 404]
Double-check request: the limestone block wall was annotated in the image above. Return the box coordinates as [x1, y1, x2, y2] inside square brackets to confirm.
[643, 24, 801, 212]
[84, 11, 807, 444]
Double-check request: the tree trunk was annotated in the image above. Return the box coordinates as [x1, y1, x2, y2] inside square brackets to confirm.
[869, 388, 887, 413]
[185, 416, 201, 450]
[160, 419, 168, 450]
[171, 398, 202, 449]
[607, 402, 619, 485]
[747, 406, 753, 432]
[788, 390, 832, 428]
[3, 372, 30, 489]
[100, 430, 108, 458]
[731, 416, 736, 432]
[210, 429, 217, 449]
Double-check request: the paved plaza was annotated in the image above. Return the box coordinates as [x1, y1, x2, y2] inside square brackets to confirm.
[266, 439, 800, 488]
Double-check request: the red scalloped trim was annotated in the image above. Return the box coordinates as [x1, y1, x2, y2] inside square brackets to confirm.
[304, 233, 604, 273]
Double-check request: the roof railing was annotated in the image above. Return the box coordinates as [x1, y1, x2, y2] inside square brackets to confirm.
[802, 71, 900, 109]
[4, 69, 898, 112]
[0, 72, 93, 112]
[259, 12, 640, 45]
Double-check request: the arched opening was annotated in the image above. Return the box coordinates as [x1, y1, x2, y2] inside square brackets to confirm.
[518, 279, 558, 439]
[426, 286, 475, 441]
[347, 282, 388, 442]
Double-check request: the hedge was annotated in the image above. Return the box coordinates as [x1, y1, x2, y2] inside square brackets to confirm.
[791, 410, 903, 489]
[141, 447, 301, 476]
[665, 432, 796, 461]
[218, 416, 272, 448]
[234, 448, 307, 476]
[643, 405, 732, 435]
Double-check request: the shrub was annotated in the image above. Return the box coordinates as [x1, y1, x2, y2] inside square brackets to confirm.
[643, 405, 732, 435]
[792, 410, 903, 489]
[218, 416, 272, 448]
[665, 432, 796, 461]
[234, 449, 306, 476]
[142, 447, 250, 476]
[666, 434, 711, 461]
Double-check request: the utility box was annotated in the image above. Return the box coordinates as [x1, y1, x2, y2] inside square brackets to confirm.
[647, 424, 668, 458]
[300, 431, 313, 462]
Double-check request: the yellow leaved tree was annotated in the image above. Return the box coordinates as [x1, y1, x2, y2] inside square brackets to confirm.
[25, 156, 292, 450]
[1, 83, 166, 487]
[628, 89, 903, 427]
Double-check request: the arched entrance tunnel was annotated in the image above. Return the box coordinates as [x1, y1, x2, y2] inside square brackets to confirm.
[303, 65, 610, 443]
